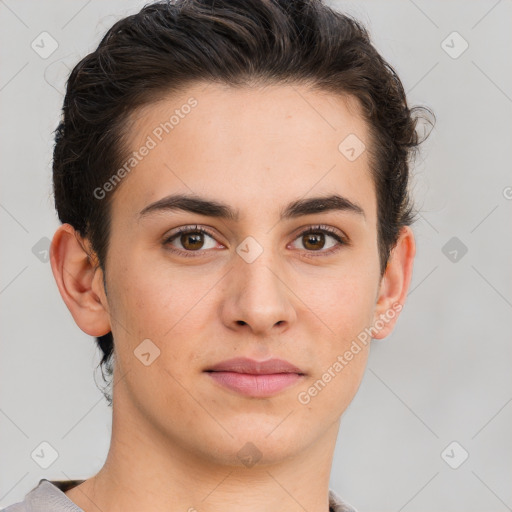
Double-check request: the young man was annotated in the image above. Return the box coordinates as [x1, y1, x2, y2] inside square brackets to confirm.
[2, 0, 433, 511]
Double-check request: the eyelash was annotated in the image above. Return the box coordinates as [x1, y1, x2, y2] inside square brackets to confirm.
[163, 224, 348, 259]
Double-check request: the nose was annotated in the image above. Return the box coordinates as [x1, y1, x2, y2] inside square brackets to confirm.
[220, 250, 297, 337]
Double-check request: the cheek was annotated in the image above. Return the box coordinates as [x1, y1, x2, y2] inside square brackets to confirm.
[296, 277, 373, 416]
[297, 268, 376, 404]
[106, 251, 221, 358]
[105, 257, 200, 393]
[112, 262, 187, 338]
[311, 268, 379, 340]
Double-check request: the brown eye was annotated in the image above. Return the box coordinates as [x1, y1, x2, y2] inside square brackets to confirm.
[290, 225, 347, 256]
[302, 232, 326, 250]
[164, 226, 220, 255]
[179, 231, 206, 251]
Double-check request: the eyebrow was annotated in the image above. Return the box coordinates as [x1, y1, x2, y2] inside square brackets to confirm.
[138, 193, 365, 221]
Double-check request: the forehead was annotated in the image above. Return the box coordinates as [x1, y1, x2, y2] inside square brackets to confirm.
[112, 81, 376, 226]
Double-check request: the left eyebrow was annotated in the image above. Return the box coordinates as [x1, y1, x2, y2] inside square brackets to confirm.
[280, 194, 365, 220]
[138, 193, 365, 221]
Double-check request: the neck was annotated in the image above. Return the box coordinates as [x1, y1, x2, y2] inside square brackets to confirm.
[66, 384, 340, 512]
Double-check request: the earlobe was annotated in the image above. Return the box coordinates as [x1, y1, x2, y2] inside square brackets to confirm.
[50, 223, 111, 337]
[372, 226, 416, 339]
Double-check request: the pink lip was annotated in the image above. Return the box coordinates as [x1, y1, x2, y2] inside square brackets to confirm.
[206, 357, 304, 375]
[205, 357, 305, 398]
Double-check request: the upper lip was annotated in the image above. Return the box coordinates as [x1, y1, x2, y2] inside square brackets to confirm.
[205, 357, 305, 375]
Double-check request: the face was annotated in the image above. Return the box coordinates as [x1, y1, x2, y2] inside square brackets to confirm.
[65, 82, 411, 467]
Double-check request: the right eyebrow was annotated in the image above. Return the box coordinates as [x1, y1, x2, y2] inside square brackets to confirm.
[138, 194, 240, 221]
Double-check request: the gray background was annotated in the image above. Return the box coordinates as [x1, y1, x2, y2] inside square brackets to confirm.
[1, 1, 511, 511]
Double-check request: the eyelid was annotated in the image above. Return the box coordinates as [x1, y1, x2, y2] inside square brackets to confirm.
[292, 224, 349, 244]
[288, 224, 349, 258]
[163, 224, 223, 247]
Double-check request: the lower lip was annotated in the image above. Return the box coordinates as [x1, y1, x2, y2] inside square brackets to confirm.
[206, 371, 303, 397]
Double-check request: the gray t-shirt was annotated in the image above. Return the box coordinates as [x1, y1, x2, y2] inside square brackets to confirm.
[1, 479, 358, 512]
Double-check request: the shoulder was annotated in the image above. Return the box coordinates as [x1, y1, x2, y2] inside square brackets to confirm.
[329, 487, 359, 512]
[1, 502, 25, 512]
[1, 479, 85, 512]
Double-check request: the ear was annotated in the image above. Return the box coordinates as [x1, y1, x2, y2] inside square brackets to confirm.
[49, 223, 111, 337]
[372, 226, 416, 339]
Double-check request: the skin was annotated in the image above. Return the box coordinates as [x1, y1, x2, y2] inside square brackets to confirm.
[50, 82, 415, 512]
